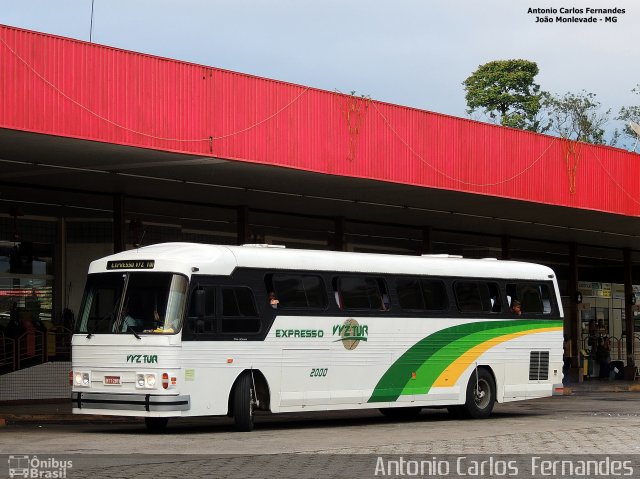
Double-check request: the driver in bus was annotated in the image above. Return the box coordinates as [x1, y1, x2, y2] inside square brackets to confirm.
[119, 305, 141, 332]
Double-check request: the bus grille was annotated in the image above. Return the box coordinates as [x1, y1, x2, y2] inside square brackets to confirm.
[529, 351, 549, 380]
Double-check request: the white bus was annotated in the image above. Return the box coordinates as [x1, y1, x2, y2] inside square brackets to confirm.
[72, 243, 564, 432]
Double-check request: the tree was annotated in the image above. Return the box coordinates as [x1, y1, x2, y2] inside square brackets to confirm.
[543, 90, 611, 145]
[463, 59, 546, 132]
[617, 85, 640, 150]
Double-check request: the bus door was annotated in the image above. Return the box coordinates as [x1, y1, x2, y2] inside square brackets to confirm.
[184, 281, 263, 410]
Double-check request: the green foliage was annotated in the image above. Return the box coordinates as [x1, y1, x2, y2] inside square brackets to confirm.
[617, 85, 640, 149]
[543, 90, 611, 145]
[463, 60, 546, 132]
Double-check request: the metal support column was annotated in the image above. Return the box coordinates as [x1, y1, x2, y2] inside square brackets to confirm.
[568, 242, 583, 382]
[237, 206, 249, 245]
[623, 248, 636, 379]
[501, 235, 511, 260]
[420, 226, 432, 255]
[53, 217, 66, 325]
[113, 195, 126, 254]
[333, 217, 345, 252]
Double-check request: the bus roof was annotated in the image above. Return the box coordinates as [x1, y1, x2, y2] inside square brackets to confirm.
[88, 242, 556, 281]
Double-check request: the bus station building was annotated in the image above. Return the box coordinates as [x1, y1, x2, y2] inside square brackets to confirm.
[1, 24, 640, 388]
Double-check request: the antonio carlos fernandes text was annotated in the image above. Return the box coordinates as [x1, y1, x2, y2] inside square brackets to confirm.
[374, 456, 634, 476]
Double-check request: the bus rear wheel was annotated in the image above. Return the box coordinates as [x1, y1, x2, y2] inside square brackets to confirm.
[379, 406, 422, 419]
[461, 368, 495, 419]
[145, 417, 169, 433]
[233, 372, 255, 432]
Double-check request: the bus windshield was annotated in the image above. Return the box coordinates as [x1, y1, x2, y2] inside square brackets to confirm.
[77, 272, 188, 335]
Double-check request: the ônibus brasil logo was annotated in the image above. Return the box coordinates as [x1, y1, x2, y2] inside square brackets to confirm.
[8, 455, 73, 478]
[332, 318, 368, 350]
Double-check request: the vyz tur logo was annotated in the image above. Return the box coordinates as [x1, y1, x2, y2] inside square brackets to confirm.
[332, 318, 368, 350]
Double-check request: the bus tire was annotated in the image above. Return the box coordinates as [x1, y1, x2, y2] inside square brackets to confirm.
[462, 368, 495, 419]
[145, 417, 169, 433]
[379, 406, 422, 419]
[233, 373, 255, 432]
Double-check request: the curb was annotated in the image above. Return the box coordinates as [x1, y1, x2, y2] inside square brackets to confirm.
[0, 414, 142, 425]
[563, 383, 640, 395]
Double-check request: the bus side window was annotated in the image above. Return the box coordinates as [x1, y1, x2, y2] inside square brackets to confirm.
[521, 288, 543, 313]
[506, 284, 518, 308]
[540, 285, 552, 314]
[267, 274, 328, 309]
[332, 278, 343, 309]
[396, 278, 448, 312]
[335, 276, 388, 311]
[334, 290, 343, 309]
[378, 279, 390, 310]
[221, 287, 260, 333]
[396, 278, 425, 310]
[454, 281, 485, 312]
[506, 283, 550, 315]
[487, 282, 502, 313]
[421, 279, 448, 311]
[187, 286, 216, 336]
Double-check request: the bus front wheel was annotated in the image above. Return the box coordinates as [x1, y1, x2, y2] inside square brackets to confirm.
[233, 373, 255, 432]
[461, 368, 495, 419]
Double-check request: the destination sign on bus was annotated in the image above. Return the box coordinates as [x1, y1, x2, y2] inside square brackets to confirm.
[107, 260, 155, 270]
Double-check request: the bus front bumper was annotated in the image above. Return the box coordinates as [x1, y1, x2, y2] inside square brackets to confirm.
[72, 392, 190, 411]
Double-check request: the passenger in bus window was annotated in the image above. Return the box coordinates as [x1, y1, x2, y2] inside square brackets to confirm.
[381, 293, 390, 311]
[269, 292, 279, 309]
[490, 296, 502, 313]
[334, 291, 343, 309]
[510, 300, 522, 316]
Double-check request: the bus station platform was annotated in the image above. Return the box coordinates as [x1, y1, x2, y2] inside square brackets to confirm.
[1, 381, 638, 427]
[562, 379, 640, 395]
[0, 400, 142, 426]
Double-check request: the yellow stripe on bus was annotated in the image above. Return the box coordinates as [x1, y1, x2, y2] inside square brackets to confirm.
[432, 327, 563, 388]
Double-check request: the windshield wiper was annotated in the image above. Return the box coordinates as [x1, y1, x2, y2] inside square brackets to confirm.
[86, 313, 113, 339]
[126, 325, 141, 340]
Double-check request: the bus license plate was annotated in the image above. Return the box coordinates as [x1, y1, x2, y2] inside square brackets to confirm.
[104, 376, 121, 385]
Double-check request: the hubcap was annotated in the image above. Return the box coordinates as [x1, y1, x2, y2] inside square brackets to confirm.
[474, 379, 491, 409]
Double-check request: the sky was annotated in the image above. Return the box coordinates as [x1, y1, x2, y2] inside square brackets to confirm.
[1, 0, 639, 147]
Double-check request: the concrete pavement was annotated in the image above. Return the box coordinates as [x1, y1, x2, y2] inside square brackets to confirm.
[0, 380, 638, 426]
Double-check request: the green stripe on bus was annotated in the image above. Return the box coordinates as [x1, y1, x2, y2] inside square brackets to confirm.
[399, 322, 556, 396]
[367, 320, 562, 403]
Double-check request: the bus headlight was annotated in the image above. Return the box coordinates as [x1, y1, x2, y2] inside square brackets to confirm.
[74, 371, 91, 387]
[136, 373, 157, 389]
